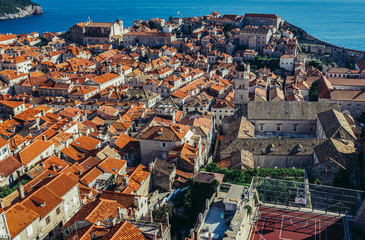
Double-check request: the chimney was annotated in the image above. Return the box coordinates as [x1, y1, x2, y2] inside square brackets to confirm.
[51, 164, 56, 172]
[132, 208, 137, 220]
[117, 206, 122, 219]
[134, 196, 139, 208]
[193, 230, 199, 240]
[77, 169, 82, 175]
[42, 135, 47, 141]
[148, 161, 154, 172]
[160, 223, 164, 237]
[41, 109, 45, 116]
[149, 211, 153, 223]
[122, 176, 129, 187]
[18, 185, 25, 199]
[165, 212, 170, 226]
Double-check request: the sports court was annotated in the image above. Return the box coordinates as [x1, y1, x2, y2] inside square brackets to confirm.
[251, 206, 348, 240]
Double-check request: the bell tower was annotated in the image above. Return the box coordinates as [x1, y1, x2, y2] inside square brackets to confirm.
[234, 62, 250, 107]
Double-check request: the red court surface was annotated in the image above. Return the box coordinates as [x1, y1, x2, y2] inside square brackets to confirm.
[251, 206, 345, 240]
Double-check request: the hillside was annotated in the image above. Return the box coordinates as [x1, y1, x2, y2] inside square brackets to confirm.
[0, 0, 43, 20]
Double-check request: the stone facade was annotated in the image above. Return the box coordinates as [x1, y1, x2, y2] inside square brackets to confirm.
[244, 13, 282, 29]
[234, 63, 250, 107]
[239, 27, 272, 52]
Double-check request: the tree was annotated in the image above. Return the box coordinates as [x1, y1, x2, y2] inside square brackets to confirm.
[174, 28, 182, 37]
[169, 16, 173, 22]
[152, 203, 176, 221]
[223, 23, 233, 33]
[315, 179, 322, 185]
[188, 24, 193, 35]
[360, 112, 365, 123]
[333, 169, 356, 189]
[307, 60, 323, 71]
[205, 162, 305, 184]
[149, 20, 161, 30]
[244, 205, 253, 215]
[308, 80, 321, 101]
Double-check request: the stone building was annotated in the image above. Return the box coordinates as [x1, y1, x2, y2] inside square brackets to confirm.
[69, 22, 85, 44]
[234, 62, 250, 107]
[69, 20, 124, 45]
[151, 158, 176, 192]
[309, 138, 358, 185]
[221, 138, 326, 169]
[247, 101, 340, 136]
[244, 13, 282, 29]
[316, 109, 357, 141]
[239, 27, 272, 52]
[280, 54, 295, 72]
[139, 124, 193, 165]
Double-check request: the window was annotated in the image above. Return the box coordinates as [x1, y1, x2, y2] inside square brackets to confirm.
[269, 160, 273, 165]
[280, 160, 284, 165]
[260, 125, 264, 131]
[2, 148, 7, 154]
[73, 197, 78, 205]
[46, 216, 51, 225]
[293, 125, 298, 132]
[310, 125, 315, 132]
[276, 124, 281, 132]
[56, 207, 61, 215]
[289, 160, 293, 165]
[260, 159, 264, 165]
[161, 142, 167, 148]
[162, 152, 167, 159]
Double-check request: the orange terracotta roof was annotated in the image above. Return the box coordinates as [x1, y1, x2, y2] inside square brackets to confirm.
[105, 221, 148, 240]
[71, 135, 101, 152]
[128, 164, 150, 188]
[61, 145, 84, 162]
[80, 167, 103, 186]
[19, 140, 54, 165]
[0, 101, 24, 109]
[13, 108, 41, 122]
[5, 203, 39, 238]
[99, 190, 141, 208]
[92, 73, 120, 85]
[98, 157, 126, 175]
[113, 134, 138, 150]
[22, 186, 63, 219]
[45, 172, 78, 197]
[85, 199, 125, 224]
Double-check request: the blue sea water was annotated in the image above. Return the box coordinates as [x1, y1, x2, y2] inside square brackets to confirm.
[0, 0, 364, 50]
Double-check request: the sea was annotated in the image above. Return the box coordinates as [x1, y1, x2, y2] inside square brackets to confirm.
[0, 0, 364, 50]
